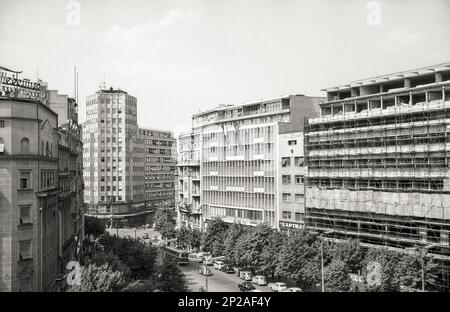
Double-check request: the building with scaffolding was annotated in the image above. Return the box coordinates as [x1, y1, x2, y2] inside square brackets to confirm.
[178, 95, 322, 229]
[304, 62, 450, 289]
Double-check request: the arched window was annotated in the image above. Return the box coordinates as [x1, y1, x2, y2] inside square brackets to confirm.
[46, 142, 49, 156]
[20, 138, 30, 154]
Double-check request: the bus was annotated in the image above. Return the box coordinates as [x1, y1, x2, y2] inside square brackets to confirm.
[162, 246, 189, 265]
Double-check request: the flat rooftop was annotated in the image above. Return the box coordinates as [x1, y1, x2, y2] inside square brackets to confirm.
[323, 62, 450, 92]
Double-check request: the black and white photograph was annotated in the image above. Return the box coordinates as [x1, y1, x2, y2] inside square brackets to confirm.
[1, 0, 450, 306]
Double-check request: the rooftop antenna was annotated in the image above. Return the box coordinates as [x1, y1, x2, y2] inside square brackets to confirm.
[76, 71, 79, 104]
[74, 66, 77, 100]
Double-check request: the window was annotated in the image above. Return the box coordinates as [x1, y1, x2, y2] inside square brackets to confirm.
[295, 194, 304, 202]
[295, 213, 302, 221]
[20, 205, 32, 224]
[295, 175, 304, 184]
[20, 138, 30, 154]
[282, 211, 292, 219]
[281, 157, 291, 167]
[288, 140, 297, 146]
[282, 193, 291, 202]
[282, 175, 291, 184]
[294, 157, 304, 166]
[19, 240, 32, 260]
[19, 171, 31, 189]
[0, 120, 4, 128]
[0, 137, 4, 153]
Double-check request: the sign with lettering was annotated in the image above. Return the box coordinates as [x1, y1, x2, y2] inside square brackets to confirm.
[0, 68, 46, 102]
[66, 261, 81, 286]
[279, 221, 304, 230]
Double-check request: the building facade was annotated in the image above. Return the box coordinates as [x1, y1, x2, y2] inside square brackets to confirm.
[178, 95, 321, 230]
[83, 88, 176, 226]
[304, 63, 450, 288]
[139, 127, 176, 212]
[0, 66, 84, 292]
[48, 90, 84, 286]
[278, 130, 306, 233]
[176, 130, 202, 230]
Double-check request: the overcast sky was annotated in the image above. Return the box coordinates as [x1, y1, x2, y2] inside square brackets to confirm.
[1, 0, 449, 135]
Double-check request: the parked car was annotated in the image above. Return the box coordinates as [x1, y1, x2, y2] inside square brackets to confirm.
[213, 261, 225, 270]
[221, 264, 235, 274]
[248, 289, 263, 292]
[238, 281, 255, 292]
[268, 282, 287, 292]
[142, 233, 149, 239]
[251, 275, 267, 286]
[198, 266, 213, 276]
[239, 271, 252, 281]
[285, 287, 302, 292]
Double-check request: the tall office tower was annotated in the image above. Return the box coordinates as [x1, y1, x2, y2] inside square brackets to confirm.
[139, 127, 177, 213]
[304, 62, 450, 290]
[177, 130, 201, 230]
[47, 90, 84, 290]
[83, 87, 147, 225]
[0, 66, 59, 291]
[179, 95, 322, 230]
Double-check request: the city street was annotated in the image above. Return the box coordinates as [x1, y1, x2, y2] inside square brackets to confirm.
[180, 262, 273, 292]
[106, 227, 162, 241]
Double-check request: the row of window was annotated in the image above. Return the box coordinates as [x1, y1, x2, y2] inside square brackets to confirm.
[282, 193, 305, 202]
[307, 178, 444, 191]
[282, 175, 304, 184]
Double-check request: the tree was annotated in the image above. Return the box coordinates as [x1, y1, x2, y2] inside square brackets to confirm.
[68, 263, 125, 292]
[275, 230, 325, 289]
[121, 279, 158, 292]
[324, 259, 352, 292]
[154, 210, 176, 240]
[259, 228, 286, 277]
[99, 233, 158, 280]
[84, 216, 105, 237]
[362, 248, 402, 292]
[91, 251, 131, 279]
[224, 222, 247, 264]
[154, 261, 188, 292]
[176, 226, 191, 250]
[394, 248, 440, 291]
[331, 239, 366, 273]
[202, 218, 228, 256]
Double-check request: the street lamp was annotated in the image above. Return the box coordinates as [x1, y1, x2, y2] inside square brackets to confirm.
[320, 230, 334, 292]
[420, 243, 440, 292]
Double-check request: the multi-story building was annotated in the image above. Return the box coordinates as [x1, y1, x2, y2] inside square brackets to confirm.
[180, 95, 322, 229]
[83, 88, 176, 226]
[304, 62, 450, 289]
[0, 66, 60, 291]
[139, 127, 176, 212]
[48, 90, 84, 288]
[278, 130, 307, 233]
[177, 130, 202, 230]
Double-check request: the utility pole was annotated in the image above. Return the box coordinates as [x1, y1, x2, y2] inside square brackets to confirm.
[321, 230, 334, 292]
[321, 237, 325, 292]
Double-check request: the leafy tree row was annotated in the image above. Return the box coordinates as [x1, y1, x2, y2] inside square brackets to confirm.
[202, 218, 440, 292]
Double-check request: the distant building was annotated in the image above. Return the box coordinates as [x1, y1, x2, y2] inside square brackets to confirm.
[139, 127, 176, 213]
[83, 87, 175, 226]
[304, 62, 450, 289]
[176, 130, 202, 230]
[177, 95, 322, 230]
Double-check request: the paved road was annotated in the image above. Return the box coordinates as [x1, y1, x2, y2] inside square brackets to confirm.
[105, 227, 161, 240]
[180, 262, 273, 292]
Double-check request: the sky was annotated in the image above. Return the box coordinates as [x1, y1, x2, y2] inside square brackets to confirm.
[1, 0, 449, 136]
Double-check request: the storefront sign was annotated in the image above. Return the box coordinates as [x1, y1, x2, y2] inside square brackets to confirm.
[279, 221, 304, 230]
